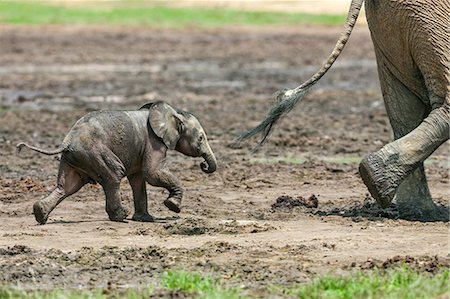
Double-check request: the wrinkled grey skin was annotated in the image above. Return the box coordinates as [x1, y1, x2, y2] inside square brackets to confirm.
[239, 0, 449, 221]
[17, 101, 217, 224]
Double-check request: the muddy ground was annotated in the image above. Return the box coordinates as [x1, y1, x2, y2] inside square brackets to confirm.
[0, 25, 449, 295]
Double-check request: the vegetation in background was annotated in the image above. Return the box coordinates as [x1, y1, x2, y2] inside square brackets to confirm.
[0, 267, 448, 298]
[0, 1, 345, 28]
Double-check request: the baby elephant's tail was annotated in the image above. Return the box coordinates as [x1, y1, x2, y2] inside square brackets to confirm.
[16, 142, 66, 155]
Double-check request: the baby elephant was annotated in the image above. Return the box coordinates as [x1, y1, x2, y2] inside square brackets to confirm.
[17, 101, 217, 224]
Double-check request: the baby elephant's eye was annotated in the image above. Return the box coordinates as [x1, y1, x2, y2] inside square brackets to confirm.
[198, 135, 204, 142]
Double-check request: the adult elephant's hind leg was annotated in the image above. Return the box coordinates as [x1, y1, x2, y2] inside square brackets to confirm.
[33, 160, 87, 224]
[359, 62, 449, 221]
[128, 172, 153, 222]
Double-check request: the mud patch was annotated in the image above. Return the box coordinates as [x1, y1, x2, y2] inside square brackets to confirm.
[159, 218, 278, 236]
[148, 289, 192, 299]
[0, 246, 168, 289]
[16, 176, 47, 193]
[316, 195, 399, 220]
[271, 195, 319, 211]
[217, 220, 276, 234]
[163, 218, 209, 236]
[350, 255, 450, 274]
[0, 242, 309, 290]
[0, 177, 46, 203]
[0, 244, 34, 255]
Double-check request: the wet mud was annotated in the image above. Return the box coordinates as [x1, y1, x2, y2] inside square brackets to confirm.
[271, 194, 319, 211]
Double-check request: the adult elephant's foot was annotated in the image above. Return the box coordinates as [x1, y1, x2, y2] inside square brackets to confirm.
[394, 168, 449, 222]
[361, 154, 449, 222]
[396, 199, 449, 222]
[33, 201, 49, 225]
[108, 206, 129, 222]
[132, 212, 154, 222]
[164, 197, 181, 213]
[359, 152, 403, 208]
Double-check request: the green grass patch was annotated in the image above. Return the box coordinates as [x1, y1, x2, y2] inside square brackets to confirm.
[162, 270, 215, 293]
[1, 268, 448, 298]
[285, 267, 450, 299]
[0, 1, 345, 27]
[161, 270, 245, 298]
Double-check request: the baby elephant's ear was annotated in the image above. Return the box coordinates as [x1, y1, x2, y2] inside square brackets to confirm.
[148, 102, 183, 150]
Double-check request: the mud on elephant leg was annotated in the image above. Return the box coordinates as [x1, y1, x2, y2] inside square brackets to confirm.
[103, 183, 129, 222]
[395, 166, 448, 221]
[128, 172, 154, 222]
[146, 169, 183, 213]
[358, 53, 449, 221]
[34, 160, 87, 224]
[33, 188, 66, 225]
[360, 105, 449, 221]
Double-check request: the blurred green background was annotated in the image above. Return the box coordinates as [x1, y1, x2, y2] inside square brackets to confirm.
[0, 1, 346, 27]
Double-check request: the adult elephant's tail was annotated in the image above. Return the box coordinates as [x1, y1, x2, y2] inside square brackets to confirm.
[237, 0, 365, 145]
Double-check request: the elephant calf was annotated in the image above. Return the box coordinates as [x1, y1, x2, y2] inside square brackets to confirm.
[17, 101, 217, 224]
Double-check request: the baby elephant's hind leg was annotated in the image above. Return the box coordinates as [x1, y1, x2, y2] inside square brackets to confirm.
[103, 182, 129, 222]
[128, 172, 153, 222]
[34, 160, 87, 225]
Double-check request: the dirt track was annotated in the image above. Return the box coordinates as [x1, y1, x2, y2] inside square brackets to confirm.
[0, 25, 449, 294]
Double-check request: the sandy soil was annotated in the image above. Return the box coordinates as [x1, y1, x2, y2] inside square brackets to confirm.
[0, 24, 448, 295]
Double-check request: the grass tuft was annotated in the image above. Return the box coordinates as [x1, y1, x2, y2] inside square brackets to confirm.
[162, 270, 215, 293]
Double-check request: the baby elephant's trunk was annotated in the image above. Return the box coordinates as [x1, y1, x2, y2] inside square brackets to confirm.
[201, 151, 217, 173]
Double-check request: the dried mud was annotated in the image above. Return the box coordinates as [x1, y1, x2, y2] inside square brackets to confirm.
[0, 25, 449, 294]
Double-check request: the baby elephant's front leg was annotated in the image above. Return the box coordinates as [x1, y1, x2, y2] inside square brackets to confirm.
[146, 169, 183, 213]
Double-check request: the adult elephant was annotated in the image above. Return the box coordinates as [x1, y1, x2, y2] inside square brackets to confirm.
[239, 0, 449, 221]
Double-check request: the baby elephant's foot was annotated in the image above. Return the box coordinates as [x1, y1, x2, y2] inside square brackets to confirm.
[164, 197, 181, 213]
[33, 201, 49, 225]
[359, 152, 402, 208]
[132, 212, 154, 222]
[108, 206, 129, 222]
